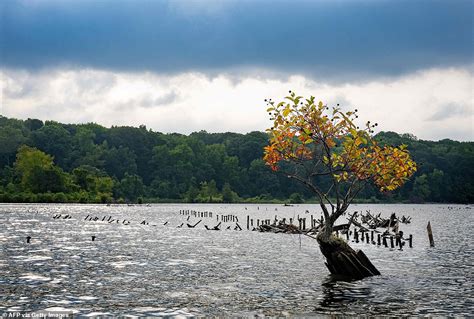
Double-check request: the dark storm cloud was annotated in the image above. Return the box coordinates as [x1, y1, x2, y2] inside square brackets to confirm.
[1, 0, 472, 80]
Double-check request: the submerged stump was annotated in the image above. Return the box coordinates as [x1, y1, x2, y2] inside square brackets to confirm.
[317, 233, 380, 280]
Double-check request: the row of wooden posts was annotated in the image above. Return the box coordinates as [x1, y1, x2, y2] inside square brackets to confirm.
[343, 229, 413, 249]
[178, 212, 422, 249]
[179, 210, 213, 218]
[179, 209, 327, 228]
[219, 214, 438, 249]
[42, 209, 434, 248]
[244, 215, 317, 230]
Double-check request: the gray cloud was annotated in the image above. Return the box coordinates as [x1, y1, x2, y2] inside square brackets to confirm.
[139, 91, 179, 108]
[112, 91, 180, 111]
[428, 103, 472, 121]
[1, 0, 472, 82]
[2, 67, 472, 141]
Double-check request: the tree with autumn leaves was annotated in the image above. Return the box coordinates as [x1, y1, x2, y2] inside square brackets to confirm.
[263, 91, 417, 278]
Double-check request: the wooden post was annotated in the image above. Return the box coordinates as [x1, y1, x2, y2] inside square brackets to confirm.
[251, 219, 253, 227]
[92, 235, 96, 241]
[354, 230, 359, 243]
[26, 236, 31, 243]
[371, 231, 374, 243]
[408, 234, 413, 248]
[346, 231, 349, 241]
[361, 231, 364, 242]
[257, 219, 260, 226]
[395, 234, 402, 248]
[365, 232, 369, 243]
[390, 236, 394, 248]
[377, 234, 381, 246]
[247, 216, 250, 230]
[382, 236, 387, 247]
[427, 221, 435, 247]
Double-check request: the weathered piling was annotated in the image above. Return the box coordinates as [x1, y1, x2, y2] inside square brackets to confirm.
[377, 234, 381, 246]
[395, 232, 402, 248]
[382, 236, 387, 247]
[390, 236, 394, 248]
[365, 232, 369, 243]
[427, 221, 435, 247]
[408, 234, 413, 248]
[247, 216, 250, 230]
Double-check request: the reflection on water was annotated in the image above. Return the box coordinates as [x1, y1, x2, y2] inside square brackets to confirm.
[318, 275, 373, 310]
[0, 203, 472, 317]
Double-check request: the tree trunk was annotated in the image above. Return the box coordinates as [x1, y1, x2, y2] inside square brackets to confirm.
[316, 220, 380, 280]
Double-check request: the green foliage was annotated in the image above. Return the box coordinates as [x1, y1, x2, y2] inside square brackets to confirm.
[0, 116, 472, 203]
[31, 123, 72, 168]
[222, 182, 237, 203]
[0, 124, 28, 167]
[185, 185, 200, 203]
[115, 173, 145, 203]
[196, 180, 220, 203]
[289, 193, 304, 204]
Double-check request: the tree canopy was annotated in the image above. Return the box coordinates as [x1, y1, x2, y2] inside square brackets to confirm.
[263, 92, 417, 233]
[0, 115, 472, 203]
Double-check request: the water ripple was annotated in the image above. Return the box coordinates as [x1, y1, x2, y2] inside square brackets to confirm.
[0, 203, 472, 317]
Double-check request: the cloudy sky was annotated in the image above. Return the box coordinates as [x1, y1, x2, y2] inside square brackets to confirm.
[1, 0, 472, 141]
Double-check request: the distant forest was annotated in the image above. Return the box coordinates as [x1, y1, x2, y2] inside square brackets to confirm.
[0, 116, 472, 204]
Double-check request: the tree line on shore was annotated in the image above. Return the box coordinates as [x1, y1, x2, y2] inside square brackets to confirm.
[0, 116, 472, 204]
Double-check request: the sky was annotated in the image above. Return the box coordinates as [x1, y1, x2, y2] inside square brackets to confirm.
[1, 0, 473, 141]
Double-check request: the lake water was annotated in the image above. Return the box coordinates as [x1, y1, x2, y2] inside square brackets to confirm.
[0, 203, 472, 317]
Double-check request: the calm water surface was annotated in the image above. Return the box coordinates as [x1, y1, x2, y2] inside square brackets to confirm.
[0, 203, 472, 317]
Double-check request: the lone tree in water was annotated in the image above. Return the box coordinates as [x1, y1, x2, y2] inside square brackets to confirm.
[263, 91, 417, 279]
